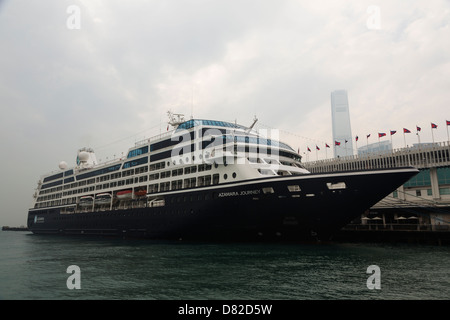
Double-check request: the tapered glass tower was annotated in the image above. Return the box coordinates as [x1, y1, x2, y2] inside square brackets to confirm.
[331, 90, 353, 158]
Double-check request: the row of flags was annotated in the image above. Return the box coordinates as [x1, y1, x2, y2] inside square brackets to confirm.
[302, 120, 450, 153]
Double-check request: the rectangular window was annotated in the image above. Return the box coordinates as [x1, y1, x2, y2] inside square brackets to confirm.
[416, 190, 421, 197]
[127, 146, 149, 159]
[171, 180, 183, 190]
[262, 187, 275, 194]
[437, 167, 450, 185]
[148, 183, 159, 193]
[184, 178, 196, 189]
[439, 187, 450, 195]
[123, 156, 148, 169]
[159, 182, 170, 192]
[287, 185, 301, 192]
[326, 182, 346, 190]
[404, 169, 431, 187]
[149, 173, 160, 181]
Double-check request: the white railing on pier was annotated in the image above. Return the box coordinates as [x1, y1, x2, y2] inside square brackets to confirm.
[303, 141, 450, 173]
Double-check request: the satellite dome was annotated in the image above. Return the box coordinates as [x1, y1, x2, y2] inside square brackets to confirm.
[78, 151, 89, 162]
[59, 161, 67, 170]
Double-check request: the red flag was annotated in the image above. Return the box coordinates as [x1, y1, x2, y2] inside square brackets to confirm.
[447, 120, 450, 126]
[355, 136, 359, 141]
[378, 132, 386, 138]
[335, 141, 341, 146]
[431, 123, 438, 129]
[390, 130, 397, 135]
[167, 125, 169, 131]
[316, 145, 320, 151]
[325, 143, 330, 148]
[403, 128, 411, 133]
[416, 125, 421, 132]
[307, 147, 311, 152]
[366, 134, 371, 138]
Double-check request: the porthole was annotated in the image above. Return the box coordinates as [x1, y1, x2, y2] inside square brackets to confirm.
[232, 172, 237, 179]
[224, 174, 228, 180]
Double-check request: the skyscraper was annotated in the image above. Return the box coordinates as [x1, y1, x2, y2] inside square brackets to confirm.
[331, 90, 353, 158]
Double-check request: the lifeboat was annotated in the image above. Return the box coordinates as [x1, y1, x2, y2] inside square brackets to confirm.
[95, 193, 112, 205]
[117, 190, 132, 200]
[79, 196, 94, 207]
[135, 189, 147, 197]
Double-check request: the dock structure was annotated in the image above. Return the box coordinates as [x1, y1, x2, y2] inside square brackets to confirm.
[303, 141, 450, 244]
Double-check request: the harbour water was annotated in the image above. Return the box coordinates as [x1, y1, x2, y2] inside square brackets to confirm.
[0, 231, 449, 300]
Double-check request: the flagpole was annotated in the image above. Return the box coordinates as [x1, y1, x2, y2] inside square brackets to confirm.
[447, 121, 450, 142]
[431, 123, 435, 144]
[403, 131, 406, 148]
[325, 145, 328, 159]
[378, 135, 381, 152]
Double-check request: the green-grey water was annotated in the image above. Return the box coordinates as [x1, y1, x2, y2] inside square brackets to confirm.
[0, 231, 449, 300]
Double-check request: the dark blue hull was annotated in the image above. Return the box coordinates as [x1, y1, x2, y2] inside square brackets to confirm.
[27, 167, 418, 241]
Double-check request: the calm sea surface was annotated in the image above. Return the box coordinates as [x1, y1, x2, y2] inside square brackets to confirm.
[0, 231, 449, 300]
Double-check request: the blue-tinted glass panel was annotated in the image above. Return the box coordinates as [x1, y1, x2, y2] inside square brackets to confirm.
[404, 169, 431, 187]
[64, 169, 74, 177]
[77, 164, 121, 180]
[123, 156, 148, 169]
[127, 146, 149, 158]
[43, 172, 63, 183]
[437, 167, 450, 185]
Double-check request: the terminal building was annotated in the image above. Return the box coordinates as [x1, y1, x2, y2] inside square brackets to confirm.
[358, 140, 392, 156]
[303, 141, 450, 243]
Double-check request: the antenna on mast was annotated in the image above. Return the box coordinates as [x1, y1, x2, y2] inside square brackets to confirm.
[191, 86, 194, 120]
[167, 111, 185, 128]
[246, 115, 258, 133]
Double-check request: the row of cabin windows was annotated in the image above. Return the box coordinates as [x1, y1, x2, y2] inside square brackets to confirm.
[37, 173, 221, 206]
[37, 169, 221, 202]
[39, 163, 212, 196]
[148, 174, 220, 193]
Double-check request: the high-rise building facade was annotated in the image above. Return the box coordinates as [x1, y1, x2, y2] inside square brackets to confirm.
[331, 90, 353, 158]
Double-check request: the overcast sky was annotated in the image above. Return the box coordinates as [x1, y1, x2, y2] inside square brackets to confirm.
[1, 0, 449, 227]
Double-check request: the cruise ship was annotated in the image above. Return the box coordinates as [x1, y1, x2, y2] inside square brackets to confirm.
[27, 113, 419, 241]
